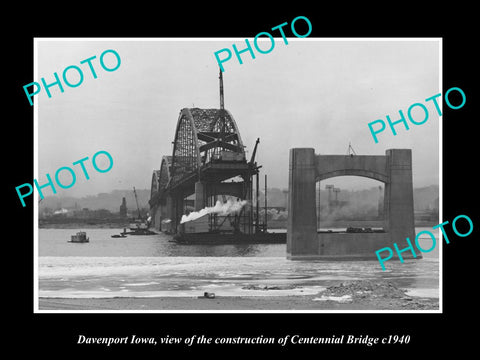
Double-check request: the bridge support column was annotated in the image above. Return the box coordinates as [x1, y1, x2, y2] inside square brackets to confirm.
[165, 196, 174, 221]
[384, 149, 417, 251]
[287, 148, 318, 259]
[287, 147, 420, 260]
[195, 181, 206, 211]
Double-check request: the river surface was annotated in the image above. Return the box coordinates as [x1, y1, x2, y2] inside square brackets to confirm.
[37, 227, 440, 300]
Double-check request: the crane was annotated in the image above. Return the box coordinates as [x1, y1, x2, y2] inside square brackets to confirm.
[133, 186, 141, 219]
[250, 137, 260, 165]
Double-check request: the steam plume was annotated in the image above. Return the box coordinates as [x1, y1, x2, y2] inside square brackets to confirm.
[180, 199, 247, 224]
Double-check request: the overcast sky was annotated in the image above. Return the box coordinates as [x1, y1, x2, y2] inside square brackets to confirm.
[36, 38, 440, 197]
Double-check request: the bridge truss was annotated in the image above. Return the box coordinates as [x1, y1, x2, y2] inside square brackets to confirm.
[149, 105, 260, 235]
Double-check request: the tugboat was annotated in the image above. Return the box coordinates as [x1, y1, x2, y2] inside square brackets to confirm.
[111, 228, 129, 238]
[111, 232, 127, 238]
[69, 231, 89, 243]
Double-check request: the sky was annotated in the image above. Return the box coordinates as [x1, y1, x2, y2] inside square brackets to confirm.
[36, 38, 440, 198]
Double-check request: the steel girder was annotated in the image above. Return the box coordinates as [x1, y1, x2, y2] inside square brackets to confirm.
[170, 108, 246, 186]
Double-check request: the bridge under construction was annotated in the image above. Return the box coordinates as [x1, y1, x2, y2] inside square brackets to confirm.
[149, 71, 268, 239]
[149, 70, 417, 258]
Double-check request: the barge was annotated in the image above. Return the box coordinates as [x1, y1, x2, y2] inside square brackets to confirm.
[69, 231, 89, 243]
[173, 229, 286, 244]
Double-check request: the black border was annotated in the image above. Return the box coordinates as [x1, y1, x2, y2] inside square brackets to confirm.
[8, 5, 478, 356]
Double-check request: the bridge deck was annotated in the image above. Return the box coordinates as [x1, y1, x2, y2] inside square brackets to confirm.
[170, 160, 253, 193]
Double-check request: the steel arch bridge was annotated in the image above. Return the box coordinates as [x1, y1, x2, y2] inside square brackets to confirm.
[149, 106, 260, 234]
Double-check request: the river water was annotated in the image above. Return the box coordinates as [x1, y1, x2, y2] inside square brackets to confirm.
[37, 227, 440, 301]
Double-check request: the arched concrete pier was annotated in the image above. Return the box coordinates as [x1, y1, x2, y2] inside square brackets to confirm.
[287, 148, 420, 260]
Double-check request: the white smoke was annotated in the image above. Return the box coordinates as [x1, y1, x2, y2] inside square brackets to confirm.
[53, 208, 69, 214]
[259, 208, 288, 220]
[180, 199, 248, 224]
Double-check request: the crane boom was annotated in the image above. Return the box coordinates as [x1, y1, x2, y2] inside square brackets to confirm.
[133, 187, 141, 219]
[250, 138, 260, 164]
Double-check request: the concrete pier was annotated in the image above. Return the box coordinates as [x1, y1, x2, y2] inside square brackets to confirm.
[194, 181, 206, 211]
[286, 149, 318, 256]
[287, 148, 420, 260]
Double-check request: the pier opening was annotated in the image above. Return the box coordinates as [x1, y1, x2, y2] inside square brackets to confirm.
[316, 176, 385, 233]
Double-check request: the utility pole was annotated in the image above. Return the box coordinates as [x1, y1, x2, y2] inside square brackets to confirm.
[256, 172, 260, 233]
[325, 184, 334, 213]
[264, 174, 268, 231]
[333, 188, 340, 207]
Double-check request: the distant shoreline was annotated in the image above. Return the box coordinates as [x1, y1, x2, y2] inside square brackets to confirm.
[39, 222, 130, 229]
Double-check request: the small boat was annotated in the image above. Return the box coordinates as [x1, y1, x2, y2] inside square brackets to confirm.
[111, 234, 127, 238]
[69, 231, 89, 243]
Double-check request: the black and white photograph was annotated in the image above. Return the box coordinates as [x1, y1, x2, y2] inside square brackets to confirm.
[33, 38, 441, 312]
[7, 6, 478, 356]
